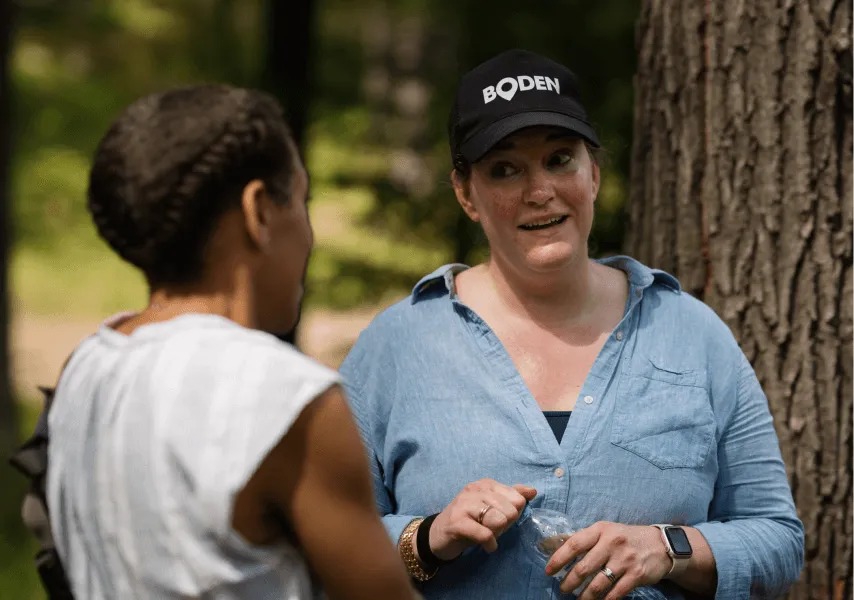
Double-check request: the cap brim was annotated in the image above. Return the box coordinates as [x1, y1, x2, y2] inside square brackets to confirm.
[459, 111, 600, 163]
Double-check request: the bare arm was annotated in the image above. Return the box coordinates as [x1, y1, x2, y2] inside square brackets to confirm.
[252, 385, 419, 600]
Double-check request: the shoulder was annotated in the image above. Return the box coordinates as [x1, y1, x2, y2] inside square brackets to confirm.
[650, 286, 741, 354]
[203, 319, 340, 388]
[615, 259, 755, 415]
[603, 255, 740, 351]
[341, 264, 465, 374]
[337, 296, 418, 393]
[161, 323, 341, 475]
[339, 264, 468, 414]
[119, 316, 341, 398]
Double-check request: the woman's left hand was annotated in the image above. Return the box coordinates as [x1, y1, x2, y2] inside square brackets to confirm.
[545, 521, 673, 599]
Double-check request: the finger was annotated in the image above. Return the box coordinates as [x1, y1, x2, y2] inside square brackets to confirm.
[577, 569, 619, 600]
[452, 519, 499, 553]
[477, 493, 523, 526]
[479, 504, 512, 533]
[602, 574, 638, 600]
[511, 484, 538, 502]
[559, 543, 612, 594]
[546, 526, 601, 576]
[489, 483, 531, 514]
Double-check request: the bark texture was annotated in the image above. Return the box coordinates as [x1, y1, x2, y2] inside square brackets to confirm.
[628, 1, 852, 598]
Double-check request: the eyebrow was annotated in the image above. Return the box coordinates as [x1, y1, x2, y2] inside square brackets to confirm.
[489, 131, 578, 152]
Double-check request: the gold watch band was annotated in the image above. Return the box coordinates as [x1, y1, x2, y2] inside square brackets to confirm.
[398, 518, 438, 582]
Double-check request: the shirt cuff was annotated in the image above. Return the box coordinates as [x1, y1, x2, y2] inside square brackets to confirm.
[382, 514, 422, 545]
[693, 522, 752, 599]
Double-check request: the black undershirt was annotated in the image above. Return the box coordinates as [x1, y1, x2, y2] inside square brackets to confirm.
[542, 411, 572, 444]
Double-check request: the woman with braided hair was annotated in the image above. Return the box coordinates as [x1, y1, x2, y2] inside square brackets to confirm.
[45, 85, 419, 600]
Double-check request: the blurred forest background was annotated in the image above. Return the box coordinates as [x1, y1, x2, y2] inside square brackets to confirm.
[0, 1, 637, 597]
[0, 0, 850, 599]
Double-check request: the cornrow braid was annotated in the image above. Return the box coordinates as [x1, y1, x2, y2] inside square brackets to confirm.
[87, 84, 296, 285]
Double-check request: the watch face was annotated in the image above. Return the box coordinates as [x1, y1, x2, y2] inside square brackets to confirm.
[665, 527, 692, 557]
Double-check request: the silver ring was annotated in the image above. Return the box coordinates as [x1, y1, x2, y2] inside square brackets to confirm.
[600, 566, 618, 586]
[477, 504, 492, 524]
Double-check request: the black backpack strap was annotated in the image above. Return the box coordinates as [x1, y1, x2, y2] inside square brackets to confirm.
[9, 381, 75, 600]
[9, 386, 52, 478]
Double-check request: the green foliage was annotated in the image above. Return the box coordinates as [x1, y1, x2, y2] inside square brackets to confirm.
[11, 234, 148, 317]
[0, 399, 45, 600]
[9, 0, 457, 314]
[10, 0, 260, 246]
[9, 0, 638, 315]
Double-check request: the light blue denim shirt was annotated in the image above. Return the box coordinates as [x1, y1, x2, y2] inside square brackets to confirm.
[339, 257, 804, 600]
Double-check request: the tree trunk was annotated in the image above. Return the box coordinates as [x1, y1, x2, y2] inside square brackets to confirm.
[627, 1, 852, 598]
[263, 0, 316, 153]
[0, 0, 16, 455]
[262, 0, 316, 346]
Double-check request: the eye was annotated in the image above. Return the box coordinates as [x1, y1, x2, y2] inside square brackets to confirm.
[489, 162, 519, 179]
[547, 150, 575, 169]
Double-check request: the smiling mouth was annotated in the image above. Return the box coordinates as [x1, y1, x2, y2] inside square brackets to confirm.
[518, 215, 568, 231]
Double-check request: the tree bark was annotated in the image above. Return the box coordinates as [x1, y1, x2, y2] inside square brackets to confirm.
[262, 0, 316, 346]
[628, 1, 852, 598]
[0, 0, 17, 455]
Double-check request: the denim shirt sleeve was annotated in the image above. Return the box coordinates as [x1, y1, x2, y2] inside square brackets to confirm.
[695, 352, 804, 599]
[339, 345, 420, 545]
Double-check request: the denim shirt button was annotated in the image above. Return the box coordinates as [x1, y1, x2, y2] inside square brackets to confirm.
[583, 395, 594, 404]
[615, 330, 623, 341]
[554, 467, 565, 478]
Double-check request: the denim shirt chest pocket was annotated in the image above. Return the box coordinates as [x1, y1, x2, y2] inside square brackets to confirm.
[610, 357, 715, 470]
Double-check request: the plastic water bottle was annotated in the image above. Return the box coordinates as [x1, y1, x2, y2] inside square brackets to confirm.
[517, 506, 595, 595]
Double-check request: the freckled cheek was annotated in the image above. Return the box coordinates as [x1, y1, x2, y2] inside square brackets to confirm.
[559, 182, 596, 215]
[487, 192, 522, 222]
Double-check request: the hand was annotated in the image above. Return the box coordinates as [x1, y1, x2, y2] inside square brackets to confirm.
[427, 479, 537, 561]
[545, 522, 672, 599]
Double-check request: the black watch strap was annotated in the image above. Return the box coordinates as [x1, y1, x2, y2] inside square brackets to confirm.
[416, 514, 453, 571]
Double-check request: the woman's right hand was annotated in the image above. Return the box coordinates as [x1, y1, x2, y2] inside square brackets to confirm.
[427, 479, 537, 561]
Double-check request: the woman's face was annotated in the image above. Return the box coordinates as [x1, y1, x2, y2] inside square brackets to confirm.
[251, 161, 314, 335]
[453, 126, 599, 276]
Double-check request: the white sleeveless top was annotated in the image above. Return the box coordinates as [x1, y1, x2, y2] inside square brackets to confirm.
[46, 314, 339, 599]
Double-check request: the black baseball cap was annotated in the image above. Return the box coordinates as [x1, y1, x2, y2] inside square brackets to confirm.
[448, 49, 600, 165]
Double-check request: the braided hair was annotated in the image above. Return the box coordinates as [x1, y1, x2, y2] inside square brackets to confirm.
[87, 84, 297, 286]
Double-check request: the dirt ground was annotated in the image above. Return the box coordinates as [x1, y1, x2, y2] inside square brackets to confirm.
[10, 306, 386, 398]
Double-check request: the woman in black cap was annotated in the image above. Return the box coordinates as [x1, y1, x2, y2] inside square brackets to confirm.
[339, 50, 803, 599]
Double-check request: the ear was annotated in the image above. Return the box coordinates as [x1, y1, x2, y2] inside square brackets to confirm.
[451, 170, 480, 223]
[241, 179, 272, 249]
[590, 158, 600, 201]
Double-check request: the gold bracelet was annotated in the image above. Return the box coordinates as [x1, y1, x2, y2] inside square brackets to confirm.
[398, 518, 438, 582]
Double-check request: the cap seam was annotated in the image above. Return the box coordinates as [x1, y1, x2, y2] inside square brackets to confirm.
[458, 107, 591, 147]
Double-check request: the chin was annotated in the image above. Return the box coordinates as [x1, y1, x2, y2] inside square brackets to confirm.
[269, 320, 298, 342]
[524, 243, 581, 272]
[262, 308, 300, 339]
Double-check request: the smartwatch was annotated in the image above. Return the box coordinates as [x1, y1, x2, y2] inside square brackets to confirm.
[651, 525, 692, 578]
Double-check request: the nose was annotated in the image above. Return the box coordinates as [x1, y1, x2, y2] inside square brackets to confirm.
[523, 167, 555, 206]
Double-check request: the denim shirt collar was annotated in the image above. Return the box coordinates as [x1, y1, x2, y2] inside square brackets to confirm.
[410, 255, 681, 304]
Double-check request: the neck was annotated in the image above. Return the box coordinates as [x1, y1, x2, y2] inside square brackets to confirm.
[484, 255, 597, 329]
[134, 266, 257, 331]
